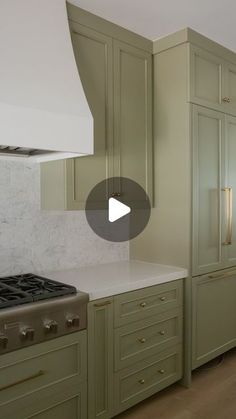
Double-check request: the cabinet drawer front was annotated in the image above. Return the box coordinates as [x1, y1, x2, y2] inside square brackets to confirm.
[0, 331, 87, 405]
[114, 280, 183, 326]
[114, 345, 182, 414]
[0, 382, 87, 419]
[114, 309, 182, 370]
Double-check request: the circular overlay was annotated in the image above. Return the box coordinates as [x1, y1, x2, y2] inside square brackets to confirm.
[85, 177, 151, 242]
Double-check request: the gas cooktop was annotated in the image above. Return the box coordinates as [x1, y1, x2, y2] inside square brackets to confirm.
[0, 273, 76, 309]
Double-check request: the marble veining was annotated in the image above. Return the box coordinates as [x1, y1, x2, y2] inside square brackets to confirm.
[0, 160, 129, 276]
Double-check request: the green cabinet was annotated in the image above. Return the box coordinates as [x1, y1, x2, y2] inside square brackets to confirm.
[190, 45, 236, 115]
[0, 331, 87, 419]
[88, 281, 183, 418]
[87, 298, 114, 419]
[192, 268, 236, 369]
[41, 5, 153, 210]
[113, 41, 152, 202]
[192, 106, 236, 275]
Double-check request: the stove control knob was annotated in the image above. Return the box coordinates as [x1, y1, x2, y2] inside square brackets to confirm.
[44, 320, 58, 334]
[21, 327, 35, 341]
[0, 334, 8, 349]
[67, 315, 80, 328]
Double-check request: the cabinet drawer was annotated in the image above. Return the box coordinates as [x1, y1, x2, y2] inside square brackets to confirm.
[114, 280, 183, 326]
[114, 309, 182, 370]
[0, 381, 87, 419]
[113, 345, 182, 414]
[0, 331, 87, 405]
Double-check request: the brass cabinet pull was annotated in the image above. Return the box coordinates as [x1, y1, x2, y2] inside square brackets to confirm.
[139, 379, 145, 384]
[222, 187, 233, 245]
[94, 300, 112, 308]
[160, 296, 166, 302]
[159, 330, 165, 336]
[0, 370, 45, 392]
[138, 337, 146, 344]
[222, 97, 230, 103]
[140, 302, 147, 308]
[159, 369, 165, 374]
[208, 269, 236, 279]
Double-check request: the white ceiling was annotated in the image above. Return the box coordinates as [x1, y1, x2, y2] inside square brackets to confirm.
[69, 0, 236, 52]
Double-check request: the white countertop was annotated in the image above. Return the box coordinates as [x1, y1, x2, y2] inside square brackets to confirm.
[43, 260, 187, 301]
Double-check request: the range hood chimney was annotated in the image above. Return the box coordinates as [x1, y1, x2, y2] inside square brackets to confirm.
[0, 0, 93, 162]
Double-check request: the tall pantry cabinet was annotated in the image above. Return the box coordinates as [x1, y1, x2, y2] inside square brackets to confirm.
[130, 28, 236, 374]
[41, 4, 153, 210]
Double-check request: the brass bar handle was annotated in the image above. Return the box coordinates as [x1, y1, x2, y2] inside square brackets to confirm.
[94, 300, 112, 308]
[0, 370, 45, 392]
[222, 187, 233, 245]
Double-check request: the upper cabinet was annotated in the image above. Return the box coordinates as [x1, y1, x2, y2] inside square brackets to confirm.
[41, 5, 153, 210]
[190, 45, 236, 115]
[113, 41, 153, 203]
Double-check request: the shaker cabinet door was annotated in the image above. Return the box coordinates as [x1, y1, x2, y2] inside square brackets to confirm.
[223, 62, 236, 114]
[225, 115, 236, 266]
[192, 269, 236, 369]
[87, 298, 114, 419]
[192, 106, 226, 276]
[66, 24, 113, 209]
[190, 46, 223, 110]
[113, 40, 153, 205]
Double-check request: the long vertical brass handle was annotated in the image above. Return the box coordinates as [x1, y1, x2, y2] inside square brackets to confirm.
[222, 187, 233, 245]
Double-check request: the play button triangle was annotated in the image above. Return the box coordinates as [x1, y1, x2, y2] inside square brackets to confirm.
[108, 197, 131, 223]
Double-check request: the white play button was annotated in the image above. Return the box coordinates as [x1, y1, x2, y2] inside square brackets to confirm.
[108, 197, 131, 223]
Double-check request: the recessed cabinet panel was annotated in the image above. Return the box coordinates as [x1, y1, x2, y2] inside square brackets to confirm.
[88, 299, 114, 419]
[113, 41, 153, 205]
[30, 396, 81, 419]
[67, 25, 113, 209]
[192, 270, 236, 369]
[224, 63, 236, 114]
[192, 106, 225, 275]
[190, 46, 222, 108]
[225, 116, 236, 265]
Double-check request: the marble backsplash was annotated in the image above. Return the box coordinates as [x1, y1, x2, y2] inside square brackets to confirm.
[0, 160, 129, 276]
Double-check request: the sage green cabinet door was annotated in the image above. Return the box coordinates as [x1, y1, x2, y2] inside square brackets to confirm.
[29, 392, 86, 419]
[113, 40, 153, 205]
[223, 62, 236, 115]
[192, 106, 226, 276]
[66, 23, 113, 209]
[225, 115, 236, 266]
[192, 269, 236, 369]
[190, 46, 223, 111]
[87, 298, 114, 419]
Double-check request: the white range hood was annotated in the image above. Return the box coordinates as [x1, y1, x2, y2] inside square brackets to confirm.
[0, 0, 93, 162]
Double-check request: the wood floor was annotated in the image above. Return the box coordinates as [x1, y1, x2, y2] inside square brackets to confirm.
[116, 349, 236, 419]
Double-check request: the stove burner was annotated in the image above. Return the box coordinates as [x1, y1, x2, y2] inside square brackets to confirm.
[0, 274, 76, 308]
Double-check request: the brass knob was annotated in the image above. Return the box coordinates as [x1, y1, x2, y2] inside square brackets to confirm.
[138, 337, 146, 344]
[44, 320, 58, 334]
[0, 334, 8, 349]
[159, 330, 165, 336]
[160, 296, 166, 301]
[20, 327, 35, 341]
[139, 379, 145, 384]
[159, 369, 165, 374]
[140, 302, 147, 308]
[222, 97, 230, 103]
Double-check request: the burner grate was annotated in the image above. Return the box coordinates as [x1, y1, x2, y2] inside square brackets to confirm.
[0, 274, 76, 308]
